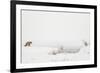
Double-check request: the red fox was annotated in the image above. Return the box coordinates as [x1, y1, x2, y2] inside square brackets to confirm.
[24, 41, 32, 47]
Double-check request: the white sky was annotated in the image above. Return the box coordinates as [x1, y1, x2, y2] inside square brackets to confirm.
[22, 10, 90, 47]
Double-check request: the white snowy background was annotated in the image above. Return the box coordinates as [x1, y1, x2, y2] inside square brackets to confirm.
[22, 9, 90, 63]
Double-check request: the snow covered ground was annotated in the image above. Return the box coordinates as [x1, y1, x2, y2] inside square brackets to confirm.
[22, 45, 90, 64]
[21, 10, 90, 64]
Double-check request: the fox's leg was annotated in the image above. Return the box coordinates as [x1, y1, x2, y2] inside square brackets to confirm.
[24, 42, 28, 47]
[28, 42, 31, 46]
